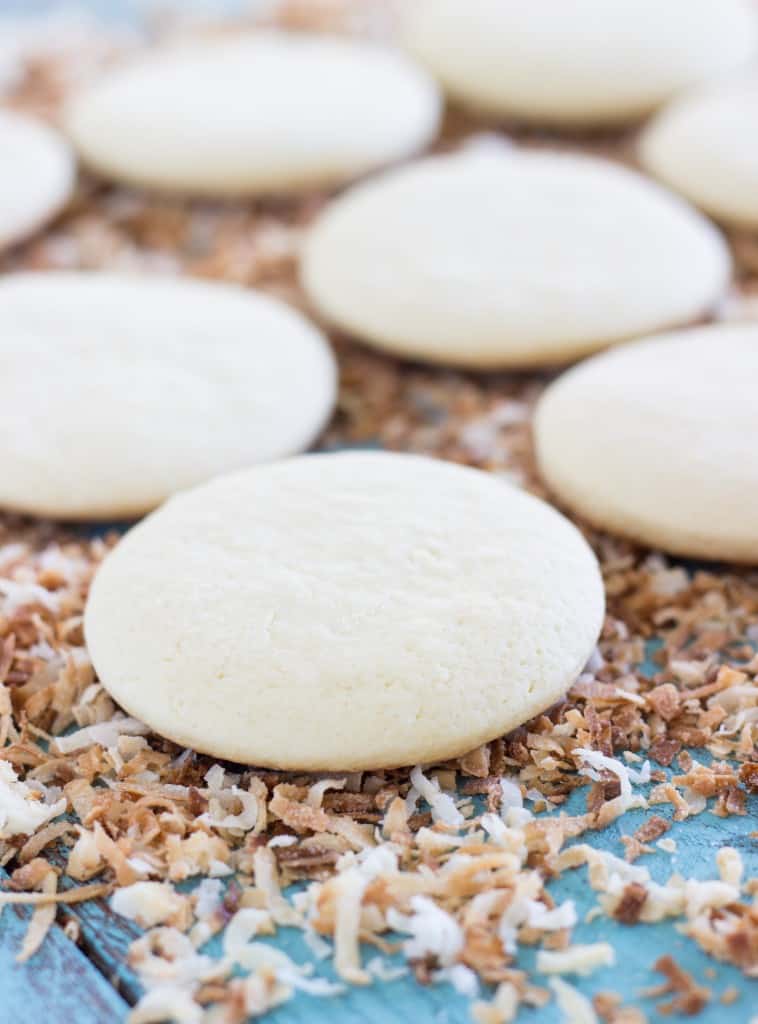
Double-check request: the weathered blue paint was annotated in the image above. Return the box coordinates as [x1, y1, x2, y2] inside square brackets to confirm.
[0, 870, 129, 1024]
[57, 874, 143, 1004]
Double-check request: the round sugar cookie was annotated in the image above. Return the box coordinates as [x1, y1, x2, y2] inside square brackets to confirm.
[0, 272, 336, 519]
[301, 148, 730, 369]
[84, 452, 605, 771]
[0, 110, 75, 250]
[403, 0, 758, 126]
[63, 31, 441, 196]
[534, 324, 758, 563]
[640, 74, 758, 228]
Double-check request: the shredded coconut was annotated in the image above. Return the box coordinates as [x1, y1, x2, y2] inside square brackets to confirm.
[410, 766, 464, 827]
[549, 977, 598, 1023]
[0, 761, 66, 839]
[536, 942, 615, 976]
[111, 882, 190, 929]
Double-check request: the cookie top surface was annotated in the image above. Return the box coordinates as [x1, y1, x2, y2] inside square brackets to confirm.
[64, 31, 441, 195]
[84, 452, 604, 771]
[640, 73, 758, 228]
[534, 324, 758, 563]
[403, 0, 757, 125]
[0, 272, 336, 519]
[301, 148, 730, 368]
[0, 110, 75, 251]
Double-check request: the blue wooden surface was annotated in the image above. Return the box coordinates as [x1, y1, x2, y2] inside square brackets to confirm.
[0, 870, 129, 1024]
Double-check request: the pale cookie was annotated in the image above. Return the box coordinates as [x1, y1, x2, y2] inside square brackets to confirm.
[0, 272, 336, 519]
[63, 31, 441, 196]
[301, 148, 730, 369]
[0, 109, 75, 251]
[403, 0, 757, 126]
[640, 73, 758, 228]
[534, 324, 758, 563]
[84, 452, 604, 771]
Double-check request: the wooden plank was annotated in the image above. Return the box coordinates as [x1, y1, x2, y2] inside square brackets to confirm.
[57, 883, 142, 1004]
[0, 871, 129, 1023]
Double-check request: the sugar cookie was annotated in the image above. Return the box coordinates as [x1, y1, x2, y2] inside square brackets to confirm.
[64, 32, 441, 196]
[0, 110, 74, 250]
[403, 0, 757, 126]
[534, 324, 758, 563]
[301, 149, 730, 368]
[640, 74, 758, 228]
[0, 273, 336, 519]
[85, 452, 605, 770]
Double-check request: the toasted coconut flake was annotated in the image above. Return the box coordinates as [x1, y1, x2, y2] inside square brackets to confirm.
[112, 882, 191, 930]
[716, 847, 743, 888]
[332, 868, 370, 984]
[0, 578, 60, 614]
[253, 846, 301, 926]
[390, 894, 464, 967]
[632, 816, 670, 847]
[306, 778, 347, 808]
[128, 986, 203, 1024]
[268, 834, 297, 848]
[381, 795, 409, 840]
[612, 882, 649, 925]
[66, 826, 104, 880]
[0, 881, 110, 906]
[410, 766, 464, 827]
[471, 980, 520, 1024]
[54, 714, 149, 754]
[223, 908, 274, 963]
[201, 785, 260, 834]
[683, 879, 740, 919]
[270, 784, 330, 834]
[527, 900, 577, 931]
[166, 832, 232, 883]
[129, 927, 226, 992]
[0, 760, 66, 838]
[536, 943, 615, 977]
[19, 820, 73, 864]
[549, 977, 599, 1023]
[575, 749, 649, 807]
[92, 821, 140, 886]
[16, 865, 57, 962]
[648, 955, 711, 1016]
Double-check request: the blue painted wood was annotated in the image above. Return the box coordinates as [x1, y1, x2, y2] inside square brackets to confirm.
[0, 869, 129, 1024]
[56, 877, 143, 1003]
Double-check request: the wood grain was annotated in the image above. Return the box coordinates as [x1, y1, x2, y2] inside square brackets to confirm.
[0, 868, 129, 1024]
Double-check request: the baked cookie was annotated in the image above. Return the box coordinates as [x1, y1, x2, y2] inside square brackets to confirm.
[640, 73, 758, 228]
[85, 452, 605, 770]
[534, 324, 758, 563]
[0, 272, 336, 519]
[0, 109, 74, 251]
[301, 148, 730, 369]
[403, 0, 757, 126]
[64, 31, 441, 196]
